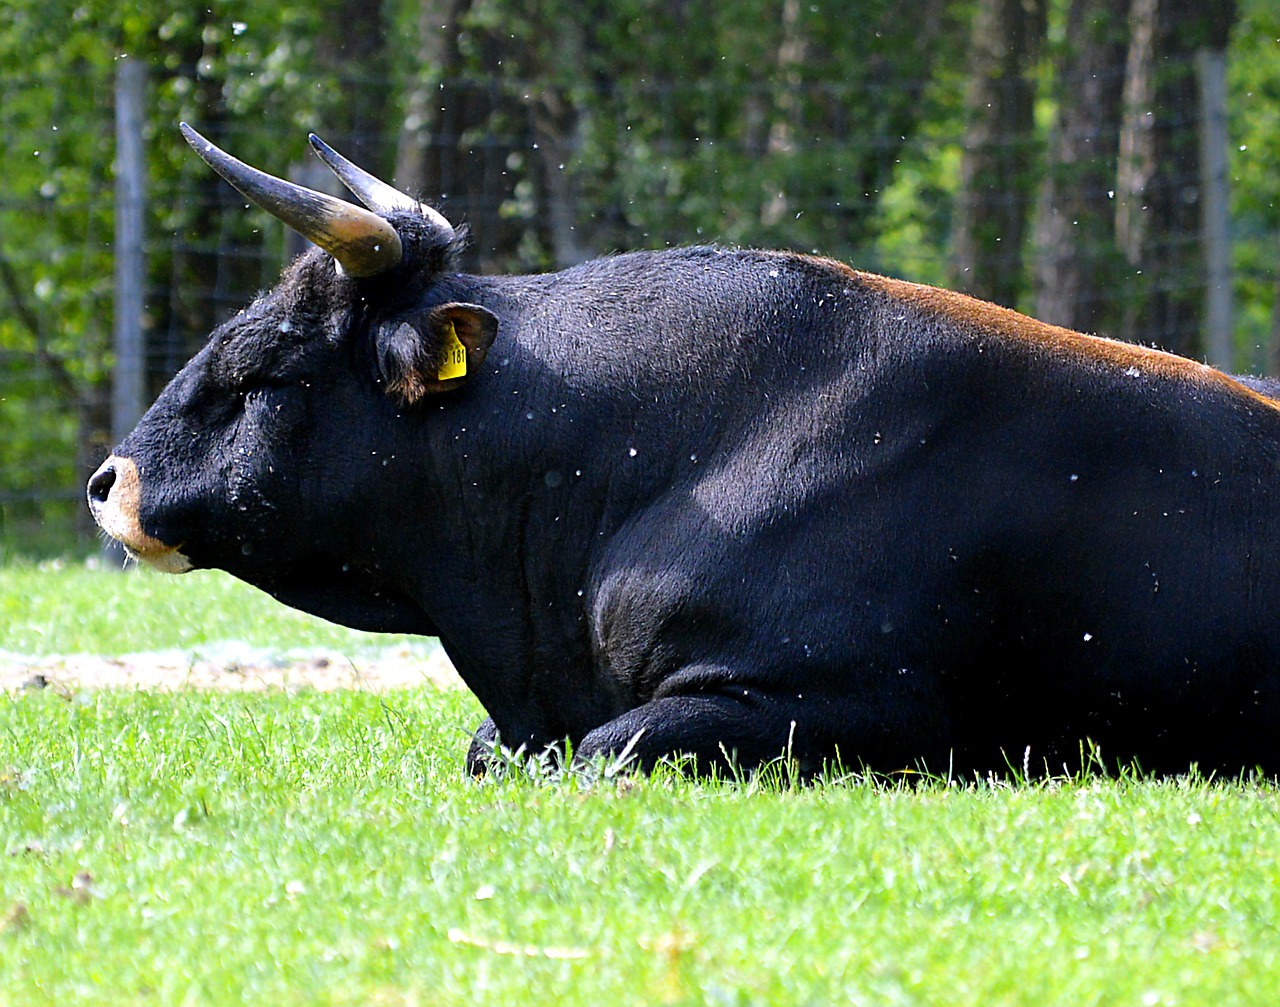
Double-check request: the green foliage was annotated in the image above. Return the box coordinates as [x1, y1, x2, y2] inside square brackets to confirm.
[4, 0, 1280, 552]
[465, 0, 971, 264]
[0, 0, 368, 552]
[1229, 0, 1280, 365]
[0, 5, 111, 551]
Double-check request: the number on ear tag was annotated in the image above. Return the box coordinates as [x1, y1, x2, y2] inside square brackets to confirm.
[438, 321, 467, 380]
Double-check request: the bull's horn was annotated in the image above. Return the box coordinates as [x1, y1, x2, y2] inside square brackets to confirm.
[179, 122, 403, 278]
[308, 133, 456, 242]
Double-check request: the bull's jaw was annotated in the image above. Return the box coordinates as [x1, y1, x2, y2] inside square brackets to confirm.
[86, 455, 194, 574]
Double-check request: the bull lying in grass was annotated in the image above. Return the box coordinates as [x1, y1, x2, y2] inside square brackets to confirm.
[90, 124, 1280, 778]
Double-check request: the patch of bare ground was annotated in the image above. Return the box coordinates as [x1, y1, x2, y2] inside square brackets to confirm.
[0, 643, 461, 694]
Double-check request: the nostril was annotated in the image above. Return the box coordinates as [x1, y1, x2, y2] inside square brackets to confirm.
[88, 464, 117, 505]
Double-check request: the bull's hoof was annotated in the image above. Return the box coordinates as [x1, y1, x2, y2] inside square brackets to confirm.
[464, 717, 502, 776]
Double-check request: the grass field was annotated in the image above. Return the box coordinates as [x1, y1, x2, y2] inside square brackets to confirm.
[0, 560, 423, 656]
[3, 562, 1280, 1004]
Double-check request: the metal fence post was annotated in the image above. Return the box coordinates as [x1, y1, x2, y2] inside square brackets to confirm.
[107, 57, 147, 567]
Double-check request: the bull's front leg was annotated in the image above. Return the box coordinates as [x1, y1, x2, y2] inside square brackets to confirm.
[573, 687, 951, 777]
[463, 716, 569, 776]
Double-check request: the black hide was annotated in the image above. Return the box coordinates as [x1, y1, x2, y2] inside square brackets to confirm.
[96, 214, 1280, 778]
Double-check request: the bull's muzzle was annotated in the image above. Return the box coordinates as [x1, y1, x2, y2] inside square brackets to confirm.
[87, 456, 193, 574]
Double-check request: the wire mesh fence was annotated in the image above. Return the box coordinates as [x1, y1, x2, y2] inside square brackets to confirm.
[1, 44, 1277, 557]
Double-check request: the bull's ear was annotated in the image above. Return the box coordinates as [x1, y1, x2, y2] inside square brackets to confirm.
[376, 302, 498, 405]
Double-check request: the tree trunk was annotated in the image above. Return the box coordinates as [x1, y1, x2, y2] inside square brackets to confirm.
[1032, 0, 1129, 334]
[314, 0, 391, 171]
[158, 11, 243, 383]
[952, 0, 1045, 308]
[523, 4, 591, 268]
[394, 0, 461, 195]
[1116, 0, 1237, 357]
[760, 0, 807, 228]
[394, 1, 526, 270]
[1115, 0, 1157, 283]
[1196, 47, 1233, 371]
[531, 88, 590, 267]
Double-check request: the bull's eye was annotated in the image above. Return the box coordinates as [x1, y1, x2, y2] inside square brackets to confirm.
[245, 383, 287, 409]
[240, 381, 304, 436]
[239, 377, 292, 401]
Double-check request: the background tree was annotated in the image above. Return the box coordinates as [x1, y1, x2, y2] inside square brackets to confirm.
[1228, 0, 1280, 372]
[1116, 0, 1237, 357]
[952, 0, 1045, 307]
[1032, 0, 1130, 334]
[1, 0, 1277, 555]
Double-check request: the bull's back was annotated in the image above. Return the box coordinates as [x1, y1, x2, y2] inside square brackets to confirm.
[827, 279, 1280, 771]
[468, 251, 1280, 772]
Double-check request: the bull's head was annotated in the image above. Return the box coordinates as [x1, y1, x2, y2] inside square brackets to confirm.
[87, 126, 497, 621]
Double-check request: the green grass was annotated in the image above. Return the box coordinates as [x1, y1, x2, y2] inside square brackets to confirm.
[0, 560, 419, 656]
[3, 563, 1280, 1004]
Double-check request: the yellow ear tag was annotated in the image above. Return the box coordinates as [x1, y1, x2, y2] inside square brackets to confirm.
[437, 321, 467, 380]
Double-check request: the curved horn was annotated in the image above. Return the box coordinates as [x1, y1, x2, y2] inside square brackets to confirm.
[308, 133, 456, 241]
[179, 123, 402, 278]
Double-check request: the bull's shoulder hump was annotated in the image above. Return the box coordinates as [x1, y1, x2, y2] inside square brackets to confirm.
[819, 261, 1280, 413]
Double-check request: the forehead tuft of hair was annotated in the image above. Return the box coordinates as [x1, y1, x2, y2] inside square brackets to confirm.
[386, 209, 468, 275]
[270, 207, 467, 317]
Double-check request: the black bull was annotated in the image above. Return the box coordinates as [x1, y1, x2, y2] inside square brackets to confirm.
[89, 127, 1280, 777]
